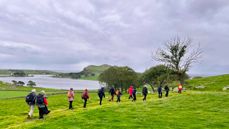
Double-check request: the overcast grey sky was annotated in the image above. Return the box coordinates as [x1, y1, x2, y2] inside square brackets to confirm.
[0, 0, 229, 75]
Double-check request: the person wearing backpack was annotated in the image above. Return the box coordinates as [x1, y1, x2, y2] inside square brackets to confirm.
[128, 85, 133, 99]
[26, 89, 37, 118]
[116, 88, 122, 102]
[81, 89, 89, 108]
[37, 90, 50, 119]
[98, 87, 105, 105]
[164, 85, 170, 97]
[178, 84, 183, 94]
[132, 88, 137, 102]
[158, 86, 163, 98]
[142, 86, 148, 101]
[109, 87, 115, 101]
[67, 88, 75, 109]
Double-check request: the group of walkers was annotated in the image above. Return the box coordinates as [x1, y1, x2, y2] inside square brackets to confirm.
[26, 89, 50, 119]
[26, 84, 183, 119]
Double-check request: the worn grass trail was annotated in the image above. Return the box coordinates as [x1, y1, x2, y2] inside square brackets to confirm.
[1, 91, 228, 129]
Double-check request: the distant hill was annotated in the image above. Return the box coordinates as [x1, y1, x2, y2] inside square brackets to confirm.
[187, 74, 229, 91]
[56, 64, 112, 80]
[0, 69, 58, 77]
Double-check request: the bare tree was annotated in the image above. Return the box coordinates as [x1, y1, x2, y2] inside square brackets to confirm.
[153, 36, 202, 85]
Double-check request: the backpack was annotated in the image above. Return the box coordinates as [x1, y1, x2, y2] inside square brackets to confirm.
[25, 93, 35, 104]
[82, 92, 89, 99]
[36, 95, 44, 105]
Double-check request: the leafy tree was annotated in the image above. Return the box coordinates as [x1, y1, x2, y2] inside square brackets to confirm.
[27, 80, 36, 87]
[141, 65, 176, 91]
[154, 37, 201, 85]
[17, 81, 25, 86]
[99, 66, 139, 90]
[11, 80, 17, 86]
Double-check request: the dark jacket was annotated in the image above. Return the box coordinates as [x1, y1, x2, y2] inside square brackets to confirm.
[158, 86, 162, 93]
[142, 87, 148, 95]
[133, 89, 137, 95]
[98, 88, 105, 98]
[109, 87, 115, 95]
[164, 86, 170, 91]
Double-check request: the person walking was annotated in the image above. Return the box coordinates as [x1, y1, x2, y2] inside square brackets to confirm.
[132, 88, 137, 102]
[98, 87, 105, 105]
[26, 89, 37, 118]
[178, 84, 183, 94]
[128, 85, 133, 99]
[67, 88, 74, 109]
[109, 87, 115, 101]
[116, 89, 122, 102]
[36, 90, 50, 119]
[164, 85, 170, 97]
[158, 86, 163, 98]
[82, 89, 89, 108]
[142, 86, 148, 101]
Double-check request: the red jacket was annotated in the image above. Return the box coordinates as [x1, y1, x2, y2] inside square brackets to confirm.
[128, 86, 133, 95]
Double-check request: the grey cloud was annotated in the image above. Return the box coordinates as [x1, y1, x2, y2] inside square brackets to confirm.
[0, 0, 228, 74]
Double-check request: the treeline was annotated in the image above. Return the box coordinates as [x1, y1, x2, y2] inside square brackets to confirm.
[55, 71, 96, 79]
[0, 69, 57, 77]
[98, 65, 187, 91]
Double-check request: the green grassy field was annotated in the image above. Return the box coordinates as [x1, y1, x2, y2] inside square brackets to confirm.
[187, 74, 229, 91]
[0, 91, 228, 129]
[0, 74, 229, 129]
[0, 91, 29, 99]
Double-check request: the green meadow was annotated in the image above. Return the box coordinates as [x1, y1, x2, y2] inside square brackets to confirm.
[0, 91, 228, 129]
[0, 74, 228, 129]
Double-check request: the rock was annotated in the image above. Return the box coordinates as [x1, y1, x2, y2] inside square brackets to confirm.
[195, 86, 205, 89]
[223, 86, 229, 91]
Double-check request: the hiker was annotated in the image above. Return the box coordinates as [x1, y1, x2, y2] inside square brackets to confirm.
[164, 85, 170, 97]
[109, 87, 115, 101]
[82, 89, 89, 108]
[128, 85, 133, 99]
[178, 84, 183, 94]
[98, 87, 105, 105]
[158, 86, 163, 98]
[116, 88, 122, 102]
[132, 88, 137, 102]
[36, 90, 50, 119]
[142, 86, 148, 101]
[67, 88, 75, 109]
[26, 89, 37, 118]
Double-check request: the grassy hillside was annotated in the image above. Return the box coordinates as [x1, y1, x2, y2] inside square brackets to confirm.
[56, 64, 111, 80]
[187, 74, 229, 91]
[0, 91, 228, 129]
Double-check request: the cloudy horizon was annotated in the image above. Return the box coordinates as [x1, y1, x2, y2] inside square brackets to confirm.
[0, 0, 229, 75]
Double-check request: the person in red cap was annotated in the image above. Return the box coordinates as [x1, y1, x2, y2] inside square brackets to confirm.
[178, 84, 183, 94]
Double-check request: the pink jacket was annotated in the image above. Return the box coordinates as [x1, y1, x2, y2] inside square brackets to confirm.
[67, 91, 74, 101]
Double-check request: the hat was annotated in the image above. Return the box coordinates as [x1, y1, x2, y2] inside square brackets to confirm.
[31, 89, 36, 93]
[40, 90, 46, 95]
